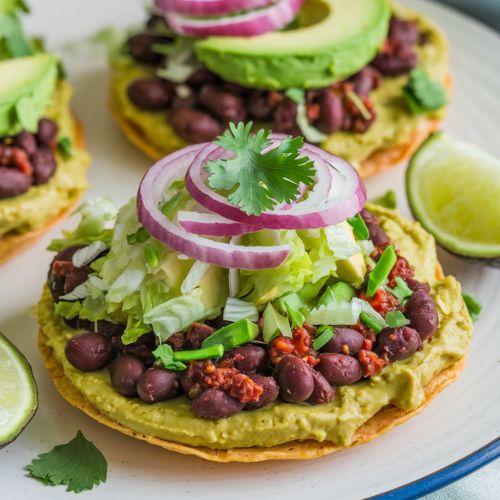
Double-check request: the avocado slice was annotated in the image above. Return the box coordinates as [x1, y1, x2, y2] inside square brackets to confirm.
[194, 0, 390, 90]
[0, 53, 58, 136]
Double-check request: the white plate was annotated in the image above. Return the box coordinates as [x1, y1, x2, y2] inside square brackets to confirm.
[1, 1, 499, 498]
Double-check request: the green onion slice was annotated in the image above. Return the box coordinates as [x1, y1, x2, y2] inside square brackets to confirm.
[347, 213, 370, 240]
[312, 326, 334, 351]
[202, 319, 259, 350]
[173, 344, 224, 362]
[367, 245, 397, 297]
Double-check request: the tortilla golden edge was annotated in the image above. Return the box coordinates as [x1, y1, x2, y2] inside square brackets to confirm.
[38, 262, 468, 463]
[0, 120, 87, 265]
[108, 74, 452, 180]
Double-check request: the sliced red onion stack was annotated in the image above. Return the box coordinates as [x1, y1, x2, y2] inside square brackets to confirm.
[154, 0, 304, 38]
[154, 0, 276, 17]
[137, 137, 366, 270]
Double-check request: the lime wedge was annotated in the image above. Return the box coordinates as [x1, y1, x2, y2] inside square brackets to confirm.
[407, 132, 500, 260]
[0, 333, 38, 448]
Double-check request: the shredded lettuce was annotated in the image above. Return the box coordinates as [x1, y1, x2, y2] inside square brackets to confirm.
[324, 223, 361, 260]
[307, 298, 365, 326]
[48, 198, 117, 251]
[223, 298, 259, 323]
[180, 261, 211, 295]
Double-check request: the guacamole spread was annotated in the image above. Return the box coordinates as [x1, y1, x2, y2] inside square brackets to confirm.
[0, 81, 90, 238]
[110, 5, 448, 168]
[38, 206, 472, 449]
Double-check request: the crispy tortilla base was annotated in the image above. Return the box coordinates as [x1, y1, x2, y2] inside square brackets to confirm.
[109, 75, 451, 179]
[0, 122, 86, 265]
[39, 264, 467, 463]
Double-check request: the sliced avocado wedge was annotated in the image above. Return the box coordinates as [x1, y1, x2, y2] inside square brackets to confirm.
[194, 0, 390, 90]
[0, 332, 38, 448]
[0, 52, 59, 135]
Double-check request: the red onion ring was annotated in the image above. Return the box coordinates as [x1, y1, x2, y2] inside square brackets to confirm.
[185, 138, 366, 230]
[154, 0, 276, 16]
[137, 144, 291, 269]
[178, 210, 259, 236]
[163, 0, 304, 38]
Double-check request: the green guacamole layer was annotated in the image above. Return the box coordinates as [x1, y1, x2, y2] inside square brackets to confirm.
[0, 81, 90, 238]
[37, 206, 472, 450]
[109, 4, 448, 168]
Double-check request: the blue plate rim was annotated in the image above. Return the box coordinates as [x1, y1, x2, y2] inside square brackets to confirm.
[368, 437, 500, 499]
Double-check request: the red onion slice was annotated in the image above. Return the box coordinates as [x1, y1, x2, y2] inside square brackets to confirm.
[154, 0, 276, 16]
[137, 144, 291, 269]
[163, 0, 304, 38]
[178, 210, 259, 236]
[185, 138, 366, 230]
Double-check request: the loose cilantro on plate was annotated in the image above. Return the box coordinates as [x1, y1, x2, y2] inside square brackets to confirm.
[205, 122, 316, 216]
[402, 68, 447, 115]
[26, 431, 107, 493]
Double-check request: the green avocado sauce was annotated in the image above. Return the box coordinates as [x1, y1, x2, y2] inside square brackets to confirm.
[0, 81, 90, 238]
[37, 206, 472, 450]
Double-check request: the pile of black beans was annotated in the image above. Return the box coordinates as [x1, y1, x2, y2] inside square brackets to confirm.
[122, 15, 425, 144]
[0, 118, 58, 199]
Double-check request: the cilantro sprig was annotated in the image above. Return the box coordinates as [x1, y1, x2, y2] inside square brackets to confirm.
[205, 122, 316, 216]
[27, 431, 107, 493]
[402, 68, 447, 115]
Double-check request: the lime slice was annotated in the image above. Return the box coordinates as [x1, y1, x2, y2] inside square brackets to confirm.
[407, 132, 500, 260]
[0, 333, 38, 448]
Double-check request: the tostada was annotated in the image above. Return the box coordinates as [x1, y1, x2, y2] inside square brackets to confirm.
[38, 123, 471, 462]
[0, 1, 90, 264]
[109, 0, 449, 176]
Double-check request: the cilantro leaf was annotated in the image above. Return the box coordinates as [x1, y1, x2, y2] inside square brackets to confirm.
[205, 122, 316, 216]
[153, 344, 187, 371]
[402, 68, 447, 115]
[27, 431, 107, 493]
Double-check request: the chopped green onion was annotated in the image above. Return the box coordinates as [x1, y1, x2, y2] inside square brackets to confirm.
[367, 245, 397, 297]
[202, 319, 259, 350]
[161, 192, 185, 217]
[347, 213, 370, 240]
[360, 311, 386, 334]
[371, 190, 397, 209]
[317, 282, 356, 308]
[346, 90, 372, 120]
[127, 227, 150, 245]
[312, 326, 334, 351]
[152, 344, 187, 371]
[385, 310, 410, 328]
[262, 303, 292, 342]
[462, 293, 482, 322]
[297, 277, 329, 303]
[386, 277, 413, 303]
[57, 136, 73, 159]
[285, 303, 305, 329]
[285, 88, 306, 104]
[274, 291, 308, 316]
[173, 344, 224, 362]
[144, 243, 159, 268]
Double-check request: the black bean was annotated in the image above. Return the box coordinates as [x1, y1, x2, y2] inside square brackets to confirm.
[376, 326, 422, 361]
[32, 146, 57, 185]
[170, 108, 224, 143]
[245, 374, 279, 410]
[199, 85, 247, 122]
[127, 78, 173, 110]
[0, 167, 32, 199]
[316, 89, 344, 134]
[0, 145, 13, 166]
[185, 322, 215, 349]
[404, 290, 439, 341]
[273, 100, 299, 136]
[322, 327, 365, 356]
[126, 34, 164, 65]
[137, 367, 179, 403]
[111, 332, 155, 365]
[166, 331, 186, 351]
[307, 369, 335, 405]
[406, 278, 431, 294]
[15, 131, 37, 155]
[170, 95, 197, 111]
[360, 208, 389, 246]
[36, 118, 58, 146]
[192, 388, 244, 419]
[352, 66, 382, 97]
[372, 42, 417, 76]
[65, 332, 113, 372]
[275, 355, 314, 403]
[96, 320, 125, 337]
[186, 68, 217, 87]
[317, 353, 363, 386]
[389, 16, 419, 45]
[223, 345, 267, 373]
[248, 90, 273, 121]
[110, 355, 145, 396]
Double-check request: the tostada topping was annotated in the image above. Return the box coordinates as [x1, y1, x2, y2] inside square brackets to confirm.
[47, 125, 440, 420]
